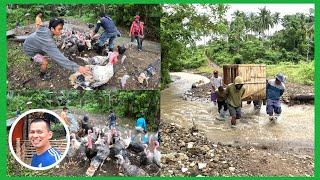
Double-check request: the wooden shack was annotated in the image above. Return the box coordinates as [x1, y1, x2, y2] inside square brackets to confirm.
[223, 64, 266, 101]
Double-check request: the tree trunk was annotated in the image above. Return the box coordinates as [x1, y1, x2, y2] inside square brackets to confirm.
[78, 4, 83, 17]
[79, 90, 84, 107]
[290, 94, 314, 102]
[144, 5, 148, 25]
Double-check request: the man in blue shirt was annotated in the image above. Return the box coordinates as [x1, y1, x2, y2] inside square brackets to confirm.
[266, 74, 286, 121]
[132, 113, 147, 141]
[29, 118, 61, 167]
[91, 12, 121, 54]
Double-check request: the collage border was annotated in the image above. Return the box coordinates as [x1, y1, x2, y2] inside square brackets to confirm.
[1, 0, 317, 179]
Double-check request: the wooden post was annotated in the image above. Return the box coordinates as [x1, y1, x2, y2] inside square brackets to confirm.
[16, 138, 21, 159]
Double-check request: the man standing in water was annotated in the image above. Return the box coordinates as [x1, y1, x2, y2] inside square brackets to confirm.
[225, 76, 246, 128]
[266, 74, 285, 121]
[210, 70, 223, 106]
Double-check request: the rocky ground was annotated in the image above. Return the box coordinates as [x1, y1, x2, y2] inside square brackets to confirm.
[161, 123, 314, 176]
[7, 18, 161, 90]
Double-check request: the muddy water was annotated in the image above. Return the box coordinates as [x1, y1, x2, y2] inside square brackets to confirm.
[161, 72, 314, 153]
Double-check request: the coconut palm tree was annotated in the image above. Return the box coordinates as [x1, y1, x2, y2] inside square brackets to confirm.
[257, 6, 273, 38]
[272, 12, 281, 32]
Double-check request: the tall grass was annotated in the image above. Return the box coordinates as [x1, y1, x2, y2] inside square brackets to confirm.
[267, 61, 314, 86]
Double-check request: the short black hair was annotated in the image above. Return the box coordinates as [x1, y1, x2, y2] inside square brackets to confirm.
[37, 10, 43, 15]
[99, 12, 105, 18]
[83, 116, 89, 122]
[30, 118, 51, 131]
[140, 113, 145, 117]
[49, 18, 64, 29]
[63, 106, 69, 110]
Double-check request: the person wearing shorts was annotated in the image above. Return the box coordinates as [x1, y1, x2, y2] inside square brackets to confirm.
[108, 111, 117, 129]
[225, 76, 246, 128]
[266, 74, 285, 121]
[23, 18, 91, 81]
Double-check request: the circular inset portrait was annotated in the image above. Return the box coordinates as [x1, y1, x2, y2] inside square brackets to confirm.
[8, 109, 70, 170]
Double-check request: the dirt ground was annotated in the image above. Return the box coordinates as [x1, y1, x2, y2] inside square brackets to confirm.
[7, 18, 161, 90]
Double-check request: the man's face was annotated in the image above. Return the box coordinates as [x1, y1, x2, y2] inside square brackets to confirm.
[214, 73, 218, 78]
[29, 121, 52, 149]
[275, 79, 281, 85]
[235, 84, 243, 90]
[51, 24, 63, 36]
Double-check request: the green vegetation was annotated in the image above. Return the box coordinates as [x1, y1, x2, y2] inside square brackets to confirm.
[7, 90, 160, 130]
[6, 149, 54, 176]
[7, 4, 160, 41]
[267, 61, 314, 86]
[161, 5, 314, 87]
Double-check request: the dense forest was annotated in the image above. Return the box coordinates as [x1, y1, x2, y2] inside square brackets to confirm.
[6, 4, 161, 40]
[161, 4, 314, 87]
[7, 90, 160, 129]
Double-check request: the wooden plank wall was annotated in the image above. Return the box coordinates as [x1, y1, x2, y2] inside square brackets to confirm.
[16, 139, 67, 164]
[223, 64, 266, 101]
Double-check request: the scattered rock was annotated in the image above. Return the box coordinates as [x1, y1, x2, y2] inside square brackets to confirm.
[187, 142, 194, 148]
[198, 163, 207, 170]
[181, 167, 188, 173]
[229, 167, 236, 172]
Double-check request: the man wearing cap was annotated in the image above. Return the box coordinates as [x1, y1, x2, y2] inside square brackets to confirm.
[266, 74, 286, 121]
[23, 18, 91, 81]
[35, 10, 43, 28]
[210, 70, 223, 106]
[129, 15, 144, 51]
[225, 76, 246, 128]
[60, 107, 70, 126]
[91, 12, 121, 54]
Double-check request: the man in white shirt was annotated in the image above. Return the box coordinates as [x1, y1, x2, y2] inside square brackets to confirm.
[210, 70, 223, 105]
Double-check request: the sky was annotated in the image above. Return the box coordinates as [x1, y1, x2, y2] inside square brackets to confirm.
[196, 4, 314, 45]
[226, 4, 314, 21]
[227, 4, 314, 33]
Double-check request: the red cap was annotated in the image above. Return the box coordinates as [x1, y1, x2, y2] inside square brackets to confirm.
[134, 15, 140, 19]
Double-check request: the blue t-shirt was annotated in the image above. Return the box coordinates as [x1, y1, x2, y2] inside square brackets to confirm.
[31, 147, 62, 167]
[136, 117, 146, 131]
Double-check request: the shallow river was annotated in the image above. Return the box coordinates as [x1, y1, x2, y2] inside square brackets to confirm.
[161, 72, 314, 154]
